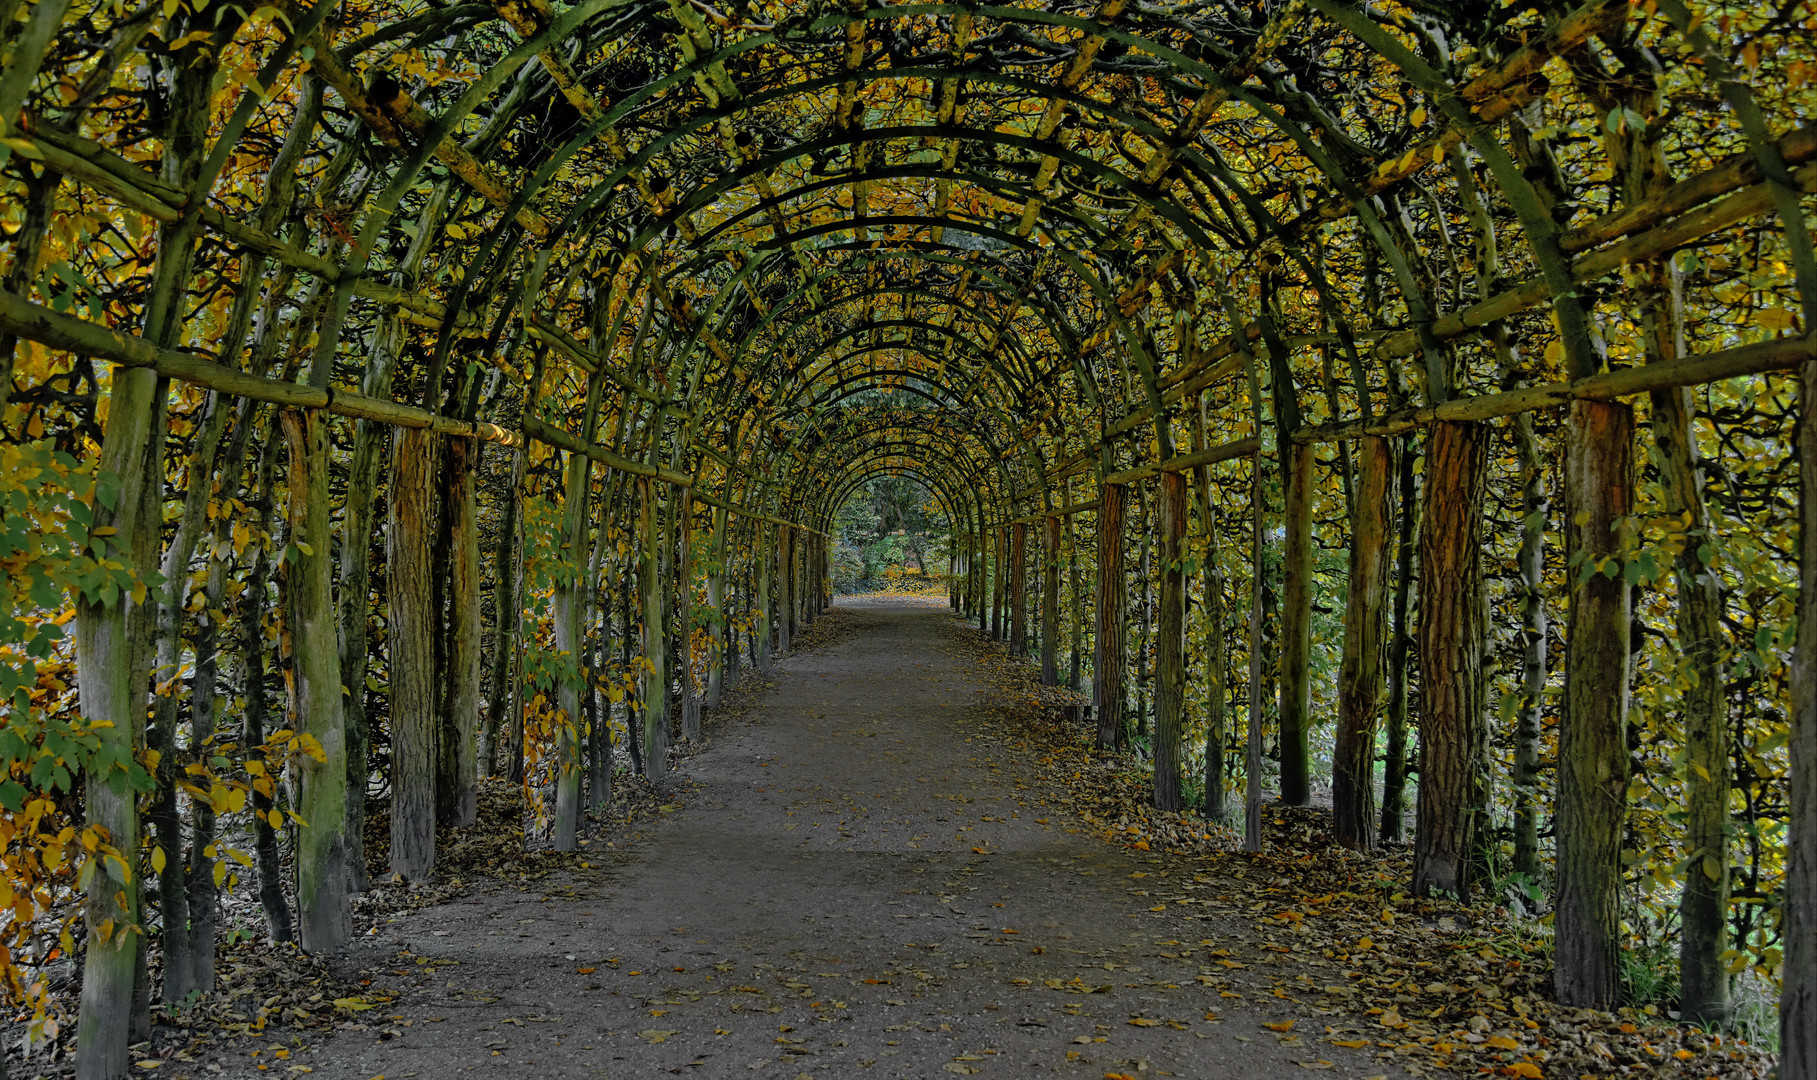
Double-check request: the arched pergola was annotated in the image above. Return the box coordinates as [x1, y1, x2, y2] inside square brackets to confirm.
[1, 0, 1814, 1073]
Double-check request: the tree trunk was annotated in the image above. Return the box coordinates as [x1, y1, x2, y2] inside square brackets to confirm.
[1010, 522, 1028, 658]
[1785, 336, 1817, 1080]
[282, 409, 351, 949]
[755, 529, 773, 672]
[1244, 455, 1265, 853]
[1413, 420, 1488, 899]
[1067, 516, 1084, 692]
[990, 527, 1004, 642]
[1094, 483, 1126, 751]
[707, 506, 728, 708]
[1041, 516, 1060, 686]
[679, 490, 700, 742]
[387, 425, 440, 879]
[73, 363, 159, 1080]
[184, 548, 227, 996]
[481, 444, 526, 775]
[1334, 437, 1393, 850]
[1650, 383, 1730, 1025]
[641, 479, 669, 780]
[1278, 443, 1314, 806]
[442, 436, 481, 828]
[1511, 411, 1547, 881]
[240, 449, 293, 942]
[1554, 399, 1634, 1009]
[1136, 483, 1151, 741]
[1380, 435, 1420, 843]
[1153, 472, 1186, 812]
[777, 524, 793, 655]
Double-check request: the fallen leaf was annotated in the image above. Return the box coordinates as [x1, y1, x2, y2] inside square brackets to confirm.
[575, 967, 597, 975]
[638, 1029, 680, 1043]
[1263, 1019, 1297, 1032]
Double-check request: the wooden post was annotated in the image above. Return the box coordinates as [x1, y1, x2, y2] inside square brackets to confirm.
[1413, 420, 1488, 898]
[1555, 400, 1635, 1008]
[283, 409, 352, 948]
[443, 436, 480, 828]
[1153, 472, 1186, 811]
[1333, 437, 1393, 850]
[1010, 522, 1028, 656]
[1278, 443, 1314, 806]
[1041, 515, 1060, 685]
[551, 437, 592, 848]
[388, 426, 439, 877]
[1094, 483, 1126, 750]
[640, 477, 669, 780]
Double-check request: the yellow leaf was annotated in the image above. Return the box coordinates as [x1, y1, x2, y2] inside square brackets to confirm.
[1330, 1039, 1370, 1048]
[151, 846, 167, 874]
[1409, 106, 1427, 127]
[333, 997, 376, 1011]
[1356, 937, 1373, 951]
[1263, 1019, 1297, 1032]
[1758, 307, 1796, 332]
[1485, 1034, 1519, 1050]
[1506, 1063, 1544, 1079]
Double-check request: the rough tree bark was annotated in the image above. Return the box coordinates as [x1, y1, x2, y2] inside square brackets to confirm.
[641, 478, 670, 780]
[1380, 435, 1419, 844]
[1412, 420, 1488, 898]
[282, 409, 351, 950]
[442, 436, 480, 828]
[1041, 515, 1060, 686]
[1010, 522, 1027, 658]
[1094, 483, 1126, 751]
[387, 426, 439, 879]
[1153, 472, 1186, 812]
[1334, 437, 1393, 850]
[1787, 313, 1817, 1079]
[1510, 410, 1547, 882]
[1278, 444, 1314, 806]
[1555, 399, 1634, 1009]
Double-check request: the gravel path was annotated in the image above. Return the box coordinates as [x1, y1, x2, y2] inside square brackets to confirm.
[211, 599, 1392, 1079]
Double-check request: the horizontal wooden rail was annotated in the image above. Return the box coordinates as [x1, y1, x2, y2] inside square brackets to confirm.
[0, 289, 520, 446]
[1293, 335, 1817, 443]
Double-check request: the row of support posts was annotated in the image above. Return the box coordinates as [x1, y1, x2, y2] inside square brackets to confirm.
[966, 382, 1698, 1019]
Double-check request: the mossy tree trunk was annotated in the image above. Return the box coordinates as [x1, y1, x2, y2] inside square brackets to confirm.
[387, 425, 440, 879]
[282, 408, 351, 950]
[1334, 436, 1393, 850]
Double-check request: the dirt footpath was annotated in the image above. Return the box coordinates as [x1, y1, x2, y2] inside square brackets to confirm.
[202, 599, 1393, 1079]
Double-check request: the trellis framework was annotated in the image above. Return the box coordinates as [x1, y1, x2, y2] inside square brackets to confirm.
[0, 0, 1814, 1075]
